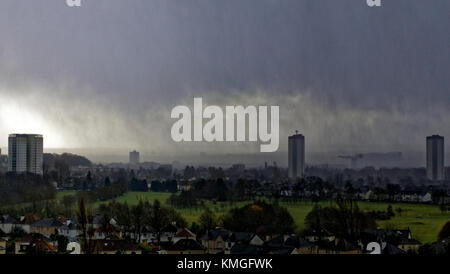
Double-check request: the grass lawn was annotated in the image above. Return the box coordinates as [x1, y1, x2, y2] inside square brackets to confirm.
[56, 190, 78, 200]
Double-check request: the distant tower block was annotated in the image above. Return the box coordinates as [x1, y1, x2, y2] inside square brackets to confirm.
[426, 135, 444, 181]
[129, 150, 140, 165]
[288, 131, 305, 179]
[8, 134, 44, 174]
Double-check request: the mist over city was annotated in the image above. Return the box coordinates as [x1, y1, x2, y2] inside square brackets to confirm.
[0, 0, 448, 167]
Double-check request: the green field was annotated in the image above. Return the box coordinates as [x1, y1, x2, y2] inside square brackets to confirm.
[53, 191, 450, 244]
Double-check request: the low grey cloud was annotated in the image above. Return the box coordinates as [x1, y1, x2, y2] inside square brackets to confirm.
[0, 0, 448, 164]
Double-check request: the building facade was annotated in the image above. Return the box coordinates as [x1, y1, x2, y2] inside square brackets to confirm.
[426, 135, 444, 181]
[288, 133, 305, 179]
[8, 134, 43, 175]
[129, 150, 140, 165]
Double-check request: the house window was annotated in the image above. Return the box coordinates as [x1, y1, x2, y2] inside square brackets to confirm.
[217, 242, 222, 248]
[20, 244, 29, 252]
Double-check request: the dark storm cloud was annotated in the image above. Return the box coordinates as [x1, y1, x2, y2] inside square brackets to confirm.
[0, 0, 448, 162]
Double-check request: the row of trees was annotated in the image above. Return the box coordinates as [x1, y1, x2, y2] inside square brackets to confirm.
[221, 200, 296, 235]
[304, 197, 377, 242]
[150, 180, 177, 193]
[96, 199, 186, 245]
[186, 201, 296, 237]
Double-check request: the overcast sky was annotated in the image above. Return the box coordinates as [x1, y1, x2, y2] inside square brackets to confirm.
[0, 0, 448, 163]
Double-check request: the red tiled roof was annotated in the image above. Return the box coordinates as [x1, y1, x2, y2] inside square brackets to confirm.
[35, 239, 58, 252]
[20, 214, 40, 225]
[175, 228, 195, 238]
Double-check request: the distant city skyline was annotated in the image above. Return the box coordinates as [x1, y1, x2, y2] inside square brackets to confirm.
[1, 137, 449, 169]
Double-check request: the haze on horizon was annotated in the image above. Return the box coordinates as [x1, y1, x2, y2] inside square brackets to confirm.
[0, 0, 449, 166]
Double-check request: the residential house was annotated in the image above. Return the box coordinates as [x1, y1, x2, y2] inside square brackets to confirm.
[30, 218, 63, 237]
[230, 243, 265, 254]
[222, 232, 265, 254]
[56, 215, 68, 224]
[0, 229, 6, 241]
[92, 238, 141, 254]
[58, 218, 78, 241]
[305, 229, 335, 243]
[94, 223, 121, 240]
[172, 228, 196, 243]
[421, 192, 433, 203]
[0, 215, 17, 234]
[363, 228, 420, 254]
[135, 224, 179, 244]
[177, 181, 191, 191]
[228, 232, 264, 248]
[163, 238, 205, 254]
[364, 190, 374, 201]
[160, 223, 178, 243]
[137, 226, 156, 243]
[264, 235, 316, 254]
[285, 236, 318, 254]
[201, 228, 230, 254]
[333, 238, 363, 254]
[93, 215, 117, 229]
[0, 238, 6, 254]
[228, 232, 252, 245]
[398, 238, 422, 253]
[382, 242, 406, 254]
[15, 234, 57, 254]
[18, 214, 40, 234]
[265, 235, 290, 252]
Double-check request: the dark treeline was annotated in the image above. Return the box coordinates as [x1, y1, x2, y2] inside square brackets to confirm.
[187, 200, 296, 238]
[221, 200, 296, 235]
[166, 178, 253, 208]
[302, 184, 378, 243]
[150, 180, 177, 193]
[43, 153, 92, 168]
[304, 198, 377, 243]
[0, 173, 56, 206]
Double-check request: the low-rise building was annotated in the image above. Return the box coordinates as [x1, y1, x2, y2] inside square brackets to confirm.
[172, 228, 196, 243]
[18, 214, 40, 234]
[398, 238, 422, 253]
[201, 228, 231, 254]
[0, 215, 17, 234]
[92, 238, 141, 254]
[0, 239, 6, 254]
[30, 218, 63, 237]
[58, 218, 78, 241]
[15, 234, 57, 254]
[162, 238, 205, 254]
